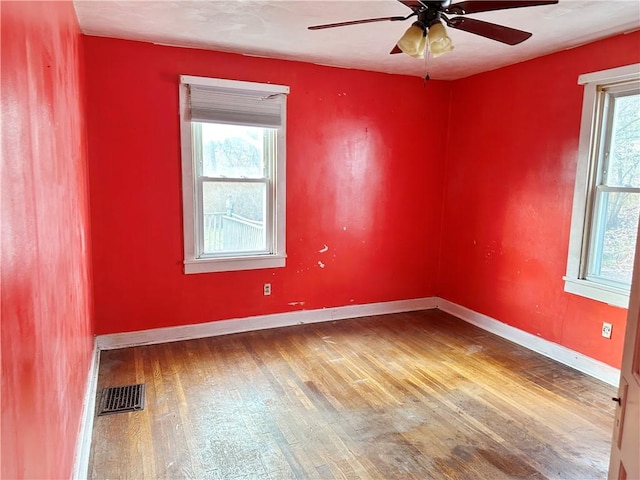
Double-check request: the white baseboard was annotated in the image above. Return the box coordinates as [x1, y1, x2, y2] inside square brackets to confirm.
[72, 339, 100, 479]
[95, 295, 620, 386]
[437, 299, 621, 386]
[97, 297, 439, 350]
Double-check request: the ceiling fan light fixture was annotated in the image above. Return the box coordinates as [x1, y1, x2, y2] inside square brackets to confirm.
[427, 21, 454, 57]
[410, 34, 427, 59]
[397, 22, 425, 57]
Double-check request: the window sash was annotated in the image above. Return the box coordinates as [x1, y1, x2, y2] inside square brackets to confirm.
[586, 190, 640, 288]
[196, 178, 271, 258]
[597, 85, 639, 188]
[193, 123, 276, 259]
[584, 85, 640, 287]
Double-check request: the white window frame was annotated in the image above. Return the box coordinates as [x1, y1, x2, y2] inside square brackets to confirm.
[564, 63, 640, 308]
[179, 75, 289, 274]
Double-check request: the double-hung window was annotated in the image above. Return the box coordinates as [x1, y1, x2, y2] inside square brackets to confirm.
[179, 76, 289, 274]
[565, 64, 640, 307]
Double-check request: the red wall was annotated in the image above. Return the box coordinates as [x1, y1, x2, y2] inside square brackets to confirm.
[83, 37, 450, 335]
[1, 2, 94, 478]
[438, 32, 640, 368]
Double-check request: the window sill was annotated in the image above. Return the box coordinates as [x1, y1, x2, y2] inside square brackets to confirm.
[184, 254, 286, 274]
[563, 277, 629, 308]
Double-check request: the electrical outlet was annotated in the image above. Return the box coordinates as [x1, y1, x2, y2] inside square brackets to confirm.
[602, 322, 612, 339]
[263, 283, 271, 296]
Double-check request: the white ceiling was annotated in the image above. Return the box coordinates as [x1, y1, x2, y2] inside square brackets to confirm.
[74, 0, 640, 80]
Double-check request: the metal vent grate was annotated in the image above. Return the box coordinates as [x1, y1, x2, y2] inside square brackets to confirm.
[98, 384, 145, 416]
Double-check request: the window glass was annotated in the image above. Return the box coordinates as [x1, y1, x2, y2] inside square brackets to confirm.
[202, 181, 267, 254]
[605, 93, 640, 189]
[201, 123, 267, 179]
[588, 191, 640, 285]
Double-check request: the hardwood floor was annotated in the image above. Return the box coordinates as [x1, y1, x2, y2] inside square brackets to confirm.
[89, 310, 616, 479]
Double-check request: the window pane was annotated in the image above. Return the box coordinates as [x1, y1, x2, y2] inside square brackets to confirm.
[199, 123, 270, 178]
[588, 191, 640, 285]
[605, 93, 640, 188]
[202, 182, 266, 254]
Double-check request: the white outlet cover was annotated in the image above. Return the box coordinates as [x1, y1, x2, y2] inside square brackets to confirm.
[602, 322, 613, 339]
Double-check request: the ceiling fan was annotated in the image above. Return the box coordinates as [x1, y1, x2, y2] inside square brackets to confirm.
[309, 1, 559, 59]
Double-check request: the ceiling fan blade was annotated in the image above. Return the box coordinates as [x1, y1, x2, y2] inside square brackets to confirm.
[390, 45, 402, 54]
[308, 16, 405, 30]
[446, 1, 558, 15]
[446, 16, 532, 45]
[396, 0, 425, 13]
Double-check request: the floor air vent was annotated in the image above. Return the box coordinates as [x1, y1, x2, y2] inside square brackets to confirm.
[98, 384, 145, 416]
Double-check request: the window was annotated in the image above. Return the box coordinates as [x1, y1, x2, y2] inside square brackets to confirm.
[179, 76, 289, 274]
[565, 64, 640, 307]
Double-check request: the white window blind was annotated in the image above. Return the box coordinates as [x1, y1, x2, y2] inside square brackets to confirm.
[186, 83, 286, 128]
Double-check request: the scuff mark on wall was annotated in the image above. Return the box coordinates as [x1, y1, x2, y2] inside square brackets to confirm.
[318, 261, 325, 268]
[319, 245, 329, 253]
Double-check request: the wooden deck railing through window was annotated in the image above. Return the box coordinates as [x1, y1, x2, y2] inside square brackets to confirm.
[203, 212, 264, 253]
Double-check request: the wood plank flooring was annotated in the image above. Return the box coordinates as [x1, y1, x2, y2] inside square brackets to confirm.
[89, 310, 616, 479]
